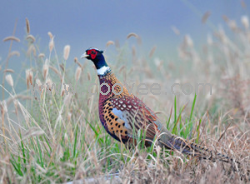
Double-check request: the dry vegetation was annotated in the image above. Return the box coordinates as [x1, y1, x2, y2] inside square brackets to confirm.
[1, 16, 250, 184]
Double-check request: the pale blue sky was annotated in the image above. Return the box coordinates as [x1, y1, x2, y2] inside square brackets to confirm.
[0, 0, 247, 57]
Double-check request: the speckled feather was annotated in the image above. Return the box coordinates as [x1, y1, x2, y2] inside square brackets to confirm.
[97, 71, 238, 164]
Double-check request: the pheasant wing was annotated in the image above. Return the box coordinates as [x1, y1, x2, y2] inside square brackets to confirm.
[102, 95, 164, 143]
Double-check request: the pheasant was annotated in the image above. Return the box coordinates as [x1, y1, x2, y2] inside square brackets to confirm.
[81, 48, 238, 165]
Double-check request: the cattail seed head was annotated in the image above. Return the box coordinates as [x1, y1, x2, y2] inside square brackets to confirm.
[202, 11, 211, 24]
[207, 34, 213, 45]
[26, 35, 35, 43]
[3, 36, 20, 42]
[49, 38, 54, 52]
[218, 26, 227, 43]
[74, 57, 82, 68]
[1, 101, 8, 114]
[61, 83, 69, 96]
[60, 64, 65, 72]
[9, 51, 20, 58]
[36, 79, 42, 91]
[127, 32, 138, 39]
[149, 46, 156, 58]
[241, 15, 249, 29]
[26, 18, 30, 34]
[106, 40, 115, 47]
[14, 100, 18, 115]
[4, 69, 14, 73]
[43, 60, 49, 79]
[228, 20, 237, 31]
[75, 67, 82, 81]
[48, 32, 53, 39]
[63, 45, 70, 60]
[25, 69, 33, 89]
[38, 53, 45, 58]
[171, 26, 180, 35]
[184, 35, 193, 47]
[45, 78, 53, 91]
[5, 74, 14, 87]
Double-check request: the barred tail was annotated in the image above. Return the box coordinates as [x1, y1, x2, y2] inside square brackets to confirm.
[159, 133, 238, 164]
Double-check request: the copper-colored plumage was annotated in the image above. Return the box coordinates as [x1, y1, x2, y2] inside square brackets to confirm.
[84, 48, 240, 167]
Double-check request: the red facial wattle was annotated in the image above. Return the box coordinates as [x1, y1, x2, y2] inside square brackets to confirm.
[87, 49, 98, 60]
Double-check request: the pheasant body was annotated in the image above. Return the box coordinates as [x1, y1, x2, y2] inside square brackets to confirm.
[82, 48, 237, 164]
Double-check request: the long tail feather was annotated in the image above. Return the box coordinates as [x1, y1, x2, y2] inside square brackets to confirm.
[159, 133, 239, 165]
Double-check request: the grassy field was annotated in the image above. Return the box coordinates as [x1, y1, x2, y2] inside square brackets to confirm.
[1, 17, 250, 183]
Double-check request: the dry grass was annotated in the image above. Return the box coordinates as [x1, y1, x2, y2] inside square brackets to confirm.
[0, 16, 250, 184]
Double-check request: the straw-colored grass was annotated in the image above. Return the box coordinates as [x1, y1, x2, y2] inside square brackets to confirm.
[1, 16, 250, 183]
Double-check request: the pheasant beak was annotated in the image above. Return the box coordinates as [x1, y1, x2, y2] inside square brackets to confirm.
[81, 52, 89, 59]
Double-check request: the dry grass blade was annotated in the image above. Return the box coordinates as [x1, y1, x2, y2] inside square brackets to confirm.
[3, 36, 20, 42]
[132, 46, 136, 57]
[26, 35, 36, 43]
[26, 18, 30, 34]
[119, 65, 125, 73]
[4, 69, 14, 73]
[24, 127, 44, 138]
[202, 11, 211, 23]
[106, 40, 115, 47]
[7, 95, 32, 105]
[149, 46, 157, 58]
[87, 72, 91, 81]
[218, 123, 232, 142]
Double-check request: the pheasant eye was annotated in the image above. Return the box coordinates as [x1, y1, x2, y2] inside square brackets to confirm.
[91, 51, 96, 54]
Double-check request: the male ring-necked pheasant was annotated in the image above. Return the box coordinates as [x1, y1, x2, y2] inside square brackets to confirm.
[81, 48, 237, 164]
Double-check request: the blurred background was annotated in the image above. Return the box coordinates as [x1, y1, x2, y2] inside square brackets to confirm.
[0, 0, 248, 71]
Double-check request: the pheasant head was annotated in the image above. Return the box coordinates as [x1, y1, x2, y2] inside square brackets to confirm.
[81, 48, 110, 75]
